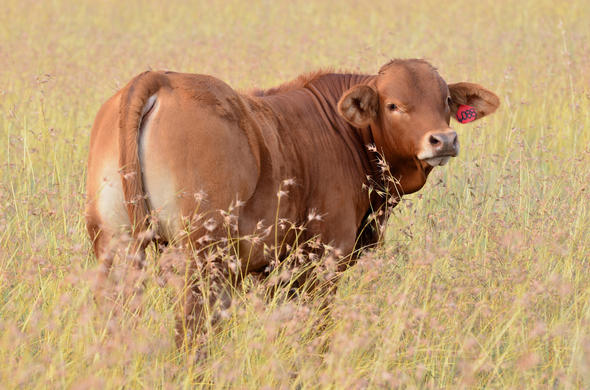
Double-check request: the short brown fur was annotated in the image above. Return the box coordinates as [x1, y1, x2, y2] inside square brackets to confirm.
[85, 59, 500, 342]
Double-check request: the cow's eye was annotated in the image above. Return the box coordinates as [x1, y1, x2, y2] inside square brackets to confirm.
[387, 103, 398, 111]
[446, 96, 452, 107]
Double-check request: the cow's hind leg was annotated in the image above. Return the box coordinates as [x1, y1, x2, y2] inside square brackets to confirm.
[86, 220, 115, 287]
[172, 217, 238, 347]
[87, 221, 152, 297]
[85, 178, 151, 299]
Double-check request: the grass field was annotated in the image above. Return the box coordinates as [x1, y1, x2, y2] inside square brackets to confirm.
[1, 0, 590, 388]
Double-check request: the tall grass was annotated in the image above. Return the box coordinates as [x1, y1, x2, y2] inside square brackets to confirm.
[1, 0, 589, 388]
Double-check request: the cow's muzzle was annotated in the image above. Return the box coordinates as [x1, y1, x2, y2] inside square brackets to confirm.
[417, 130, 459, 167]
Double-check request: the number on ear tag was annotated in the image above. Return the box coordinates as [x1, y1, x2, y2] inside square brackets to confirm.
[456, 104, 477, 123]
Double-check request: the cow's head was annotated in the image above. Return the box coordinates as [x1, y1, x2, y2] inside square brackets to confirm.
[337, 59, 499, 193]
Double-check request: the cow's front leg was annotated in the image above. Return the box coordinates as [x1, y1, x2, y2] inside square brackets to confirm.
[288, 209, 359, 295]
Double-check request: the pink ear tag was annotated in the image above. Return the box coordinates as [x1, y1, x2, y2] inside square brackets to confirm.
[456, 104, 477, 123]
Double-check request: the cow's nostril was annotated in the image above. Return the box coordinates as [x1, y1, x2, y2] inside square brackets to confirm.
[429, 135, 441, 146]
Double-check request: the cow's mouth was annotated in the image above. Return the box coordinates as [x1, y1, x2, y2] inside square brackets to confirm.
[422, 155, 453, 167]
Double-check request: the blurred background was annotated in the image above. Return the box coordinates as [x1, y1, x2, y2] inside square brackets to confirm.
[1, 0, 589, 388]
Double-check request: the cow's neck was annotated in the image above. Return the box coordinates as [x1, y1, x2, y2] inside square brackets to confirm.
[305, 74, 393, 209]
[256, 72, 378, 177]
[304, 73, 379, 170]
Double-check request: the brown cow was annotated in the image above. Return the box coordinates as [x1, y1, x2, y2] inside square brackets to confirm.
[85, 59, 499, 340]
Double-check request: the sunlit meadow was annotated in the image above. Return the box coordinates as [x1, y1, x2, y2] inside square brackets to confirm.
[1, 0, 589, 388]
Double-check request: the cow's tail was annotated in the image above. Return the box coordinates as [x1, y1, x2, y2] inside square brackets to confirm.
[118, 71, 169, 234]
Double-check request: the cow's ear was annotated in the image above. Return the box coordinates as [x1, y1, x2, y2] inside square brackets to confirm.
[338, 85, 379, 127]
[448, 82, 500, 123]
